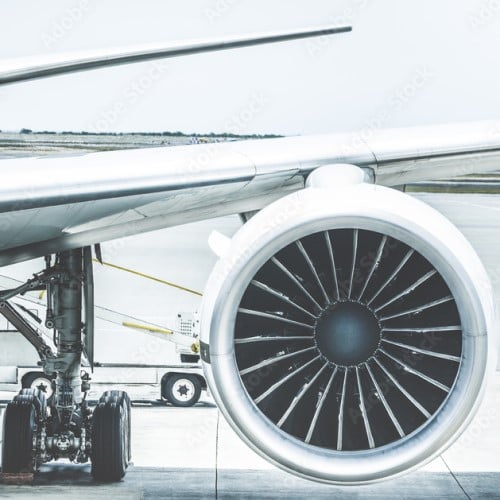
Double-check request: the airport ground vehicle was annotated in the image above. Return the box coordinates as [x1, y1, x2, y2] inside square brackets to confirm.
[0, 310, 206, 407]
[2, 361, 206, 407]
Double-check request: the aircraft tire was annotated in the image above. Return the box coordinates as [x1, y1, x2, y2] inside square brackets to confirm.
[91, 398, 128, 481]
[1, 397, 36, 473]
[99, 390, 132, 462]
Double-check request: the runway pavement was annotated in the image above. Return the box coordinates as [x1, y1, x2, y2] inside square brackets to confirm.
[1, 373, 500, 498]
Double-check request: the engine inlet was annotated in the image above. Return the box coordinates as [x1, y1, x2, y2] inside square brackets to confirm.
[235, 228, 462, 451]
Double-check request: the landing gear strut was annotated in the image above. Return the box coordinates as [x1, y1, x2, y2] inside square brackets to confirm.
[0, 248, 130, 480]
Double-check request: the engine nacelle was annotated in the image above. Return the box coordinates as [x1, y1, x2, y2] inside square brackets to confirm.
[201, 180, 496, 484]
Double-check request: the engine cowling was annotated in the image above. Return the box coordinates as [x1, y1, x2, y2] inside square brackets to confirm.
[201, 178, 496, 484]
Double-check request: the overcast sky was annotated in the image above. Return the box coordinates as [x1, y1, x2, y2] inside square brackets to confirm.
[1, 0, 500, 135]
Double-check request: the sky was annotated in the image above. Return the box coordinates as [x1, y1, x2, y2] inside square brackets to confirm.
[0, 0, 500, 136]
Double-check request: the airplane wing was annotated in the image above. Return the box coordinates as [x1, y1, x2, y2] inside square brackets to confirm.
[0, 25, 351, 85]
[0, 120, 498, 265]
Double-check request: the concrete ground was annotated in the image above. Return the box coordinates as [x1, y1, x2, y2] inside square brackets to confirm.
[1, 374, 500, 499]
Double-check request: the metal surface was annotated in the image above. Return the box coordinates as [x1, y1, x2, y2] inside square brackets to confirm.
[82, 247, 94, 370]
[201, 179, 495, 484]
[170, 378, 197, 403]
[50, 250, 84, 407]
[0, 25, 351, 85]
[0, 122, 499, 265]
[0, 301, 55, 361]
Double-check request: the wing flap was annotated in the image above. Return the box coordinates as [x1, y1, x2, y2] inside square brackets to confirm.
[370, 121, 500, 185]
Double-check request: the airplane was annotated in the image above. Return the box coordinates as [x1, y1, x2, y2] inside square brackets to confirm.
[0, 23, 498, 486]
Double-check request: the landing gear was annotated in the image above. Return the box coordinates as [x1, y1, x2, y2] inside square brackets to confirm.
[91, 390, 131, 481]
[0, 248, 131, 480]
[164, 374, 201, 407]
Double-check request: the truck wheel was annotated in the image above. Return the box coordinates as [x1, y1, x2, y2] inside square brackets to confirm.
[22, 372, 54, 399]
[1, 397, 36, 473]
[164, 374, 201, 407]
[91, 398, 128, 481]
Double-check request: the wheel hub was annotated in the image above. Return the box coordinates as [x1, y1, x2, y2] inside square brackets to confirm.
[177, 384, 189, 397]
[315, 301, 381, 366]
[173, 379, 194, 401]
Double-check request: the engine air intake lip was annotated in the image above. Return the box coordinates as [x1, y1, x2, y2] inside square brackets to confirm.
[202, 184, 494, 484]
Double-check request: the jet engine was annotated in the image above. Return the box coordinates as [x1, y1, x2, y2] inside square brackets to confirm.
[200, 166, 496, 484]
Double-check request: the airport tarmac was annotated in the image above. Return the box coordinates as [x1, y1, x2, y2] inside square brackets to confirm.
[1, 372, 500, 499]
